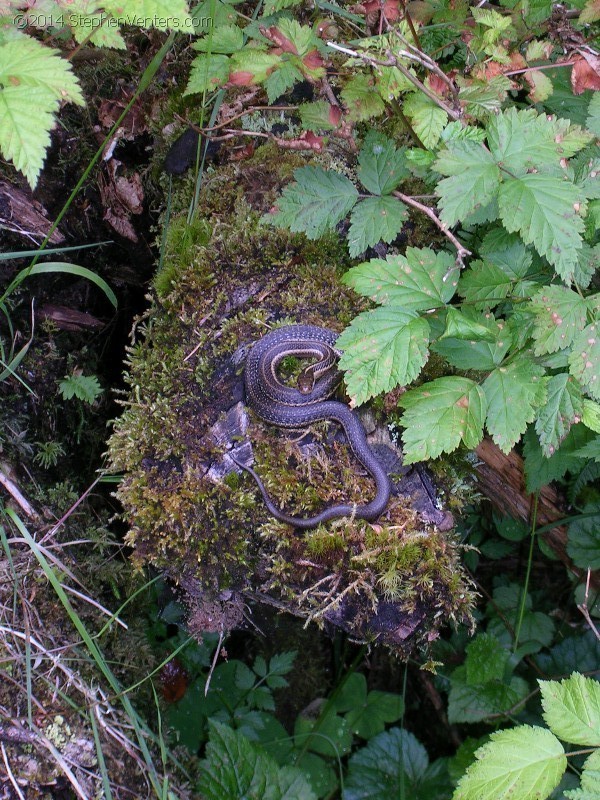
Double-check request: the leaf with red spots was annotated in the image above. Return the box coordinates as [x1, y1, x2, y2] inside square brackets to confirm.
[535, 373, 583, 457]
[570, 323, 600, 401]
[399, 377, 487, 463]
[530, 286, 588, 356]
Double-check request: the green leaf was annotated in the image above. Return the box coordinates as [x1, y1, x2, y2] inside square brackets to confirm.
[199, 721, 317, 800]
[465, 634, 509, 685]
[344, 728, 451, 800]
[70, 14, 127, 49]
[498, 172, 585, 282]
[565, 750, 600, 800]
[342, 74, 385, 121]
[448, 665, 529, 724]
[483, 357, 547, 453]
[229, 49, 281, 84]
[343, 248, 458, 311]
[540, 673, 600, 746]
[0, 86, 56, 188]
[265, 60, 303, 103]
[294, 711, 353, 758]
[535, 373, 583, 457]
[298, 101, 339, 131]
[347, 197, 408, 257]
[536, 630, 600, 678]
[530, 286, 589, 356]
[102, 0, 192, 28]
[193, 24, 244, 53]
[399, 377, 487, 463]
[184, 53, 230, 94]
[274, 18, 320, 56]
[569, 323, 600, 401]
[337, 307, 430, 406]
[0, 37, 83, 104]
[357, 131, 410, 195]
[487, 108, 592, 172]
[574, 437, 600, 462]
[270, 166, 358, 239]
[59, 374, 103, 404]
[344, 687, 404, 740]
[263, 0, 303, 12]
[587, 92, 600, 137]
[479, 228, 534, 279]
[453, 726, 566, 800]
[523, 424, 595, 493]
[458, 260, 513, 310]
[433, 335, 512, 371]
[441, 307, 498, 342]
[566, 504, 600, 570]
[435, 142, 501, 226]
[404, 91, 448, 149]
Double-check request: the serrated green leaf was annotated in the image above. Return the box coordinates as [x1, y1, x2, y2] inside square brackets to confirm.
[569, 323, 600, 401]
[338, 307, 430, 406]
[498, 172, 585, 282]
[375, 65, 415, 101]
[458, 260, 513, 310]
[399, 377, 486, 463]
[199, 721, 317, 800]
[435, 142, 500, 226]
[274, 18, 320, 56]
[347, 196, 408, 257]
[404, 91, 448, 149]
[535, 373, 583, 457]
[567, 503, 600, 569]
[536, 630, 600, 678]
[465, 634, 509, 685]
[530, 286, 588, 356]
[483, 357, 547, 453]
[193, 0, 238, 29]
[357, 131, 410, 195]
[193, 24, 244, 53]
[432, 335, 512, 371]
[342, 74, 385, 121]
[263, 0, 302, 12]
[453, 726, 566, 800]
[298, 101, 338, 131]
[0, 85, 55, 188]
[442, 307, 497, 342]
[343, 247, 458, 311]
[479, 228, 534, 279]
[184, 53, 230, 95]
[268, 651, 296, 676]
[540, 673, 600, 746]
[229, 48, 280, 84]
[583, 399, 600, 433]
[523, 424, 595, 493]
[487, 108, 592, 173]
[564, 750, 600, 800]
[344, 728, 448, 800]
[102, 0, 192, 28]
[59, 374, 103, 404]
[448, 664, 529, 724]
[457, 77, 510, 116]
[345, 690, 404, 740]
[265, 60, 303, 103]
[70, 14, 126, 48]
[587, 93, 600, 137]
[270, 165, 358, 239]
[0, 37, 83, 104]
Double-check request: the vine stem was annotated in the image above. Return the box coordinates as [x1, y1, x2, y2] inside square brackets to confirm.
[391, 190, 471, 264]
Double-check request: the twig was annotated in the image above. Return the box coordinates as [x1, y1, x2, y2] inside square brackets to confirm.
[392, 190, 471, 264]
[0, 467, 39, 521]
[1, 743, 26, 800]
[578, 569, 600, 641]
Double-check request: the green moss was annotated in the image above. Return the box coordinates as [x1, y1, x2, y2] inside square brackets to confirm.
[108, 141, 475, 654]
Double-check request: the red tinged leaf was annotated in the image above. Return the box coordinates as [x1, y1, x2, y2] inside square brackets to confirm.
[571, 54, 600, 94]
[228, 71, 256, 86]
[273, 130, 324, 150]
[350, 0, 401, 19]
[259, 25, 298, 54]
[302, 49, 325, 72]
[329, 105, 342, 126]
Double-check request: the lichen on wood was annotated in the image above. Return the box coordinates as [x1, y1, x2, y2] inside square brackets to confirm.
[107, 143, 475, 655]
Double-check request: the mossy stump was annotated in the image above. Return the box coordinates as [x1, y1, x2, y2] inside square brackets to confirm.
[108, 145, 474, 655]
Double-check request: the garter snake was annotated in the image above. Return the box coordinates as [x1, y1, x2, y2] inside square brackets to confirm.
[233, 324, 391, 529]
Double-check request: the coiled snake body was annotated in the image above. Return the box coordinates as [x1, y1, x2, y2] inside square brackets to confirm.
[235, 324, 391, 529]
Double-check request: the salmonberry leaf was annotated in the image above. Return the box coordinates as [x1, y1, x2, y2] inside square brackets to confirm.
[465, 634, 509, 685]
[483, 357, 547, 453]
[587, 92, 600, 136]
[184, 53, 231, 94]
[357, 131, 410, 195]
[265, 60, 303, 103]
[448, 665, 529, 725]
[337, 307, 430, 406]
[540, 673, 600, 747]
[523, 424, 595, 493]
[399, 377, 487, 463]
[458, 260, 513, 310]
[535, 373, 583, 456]
[433, 335, 512, 371]
[193, 24, 244, 53]
[0, 86, 56, 188]
[566, 503, 600, 569]
[347, 196, 408, 257]
[530, 286, 589, 355]
[404, 91, 448, 149]
[343, 247, 458, 311]
[269, 166, 358, 239]
[298, 101, 339, 131]
[435, 142, 501, 226]
[564, 750, 600, 800]
[453, 726, 566, 800]
[103, 0, 192, 27]
[479, 229, 534, 279]
[229, 49, 281, 84]
[569, 323, 600, 400]
[0, 37, 83, 104]
[498, 173, 585, 283]
[341, 74, 385, 121]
